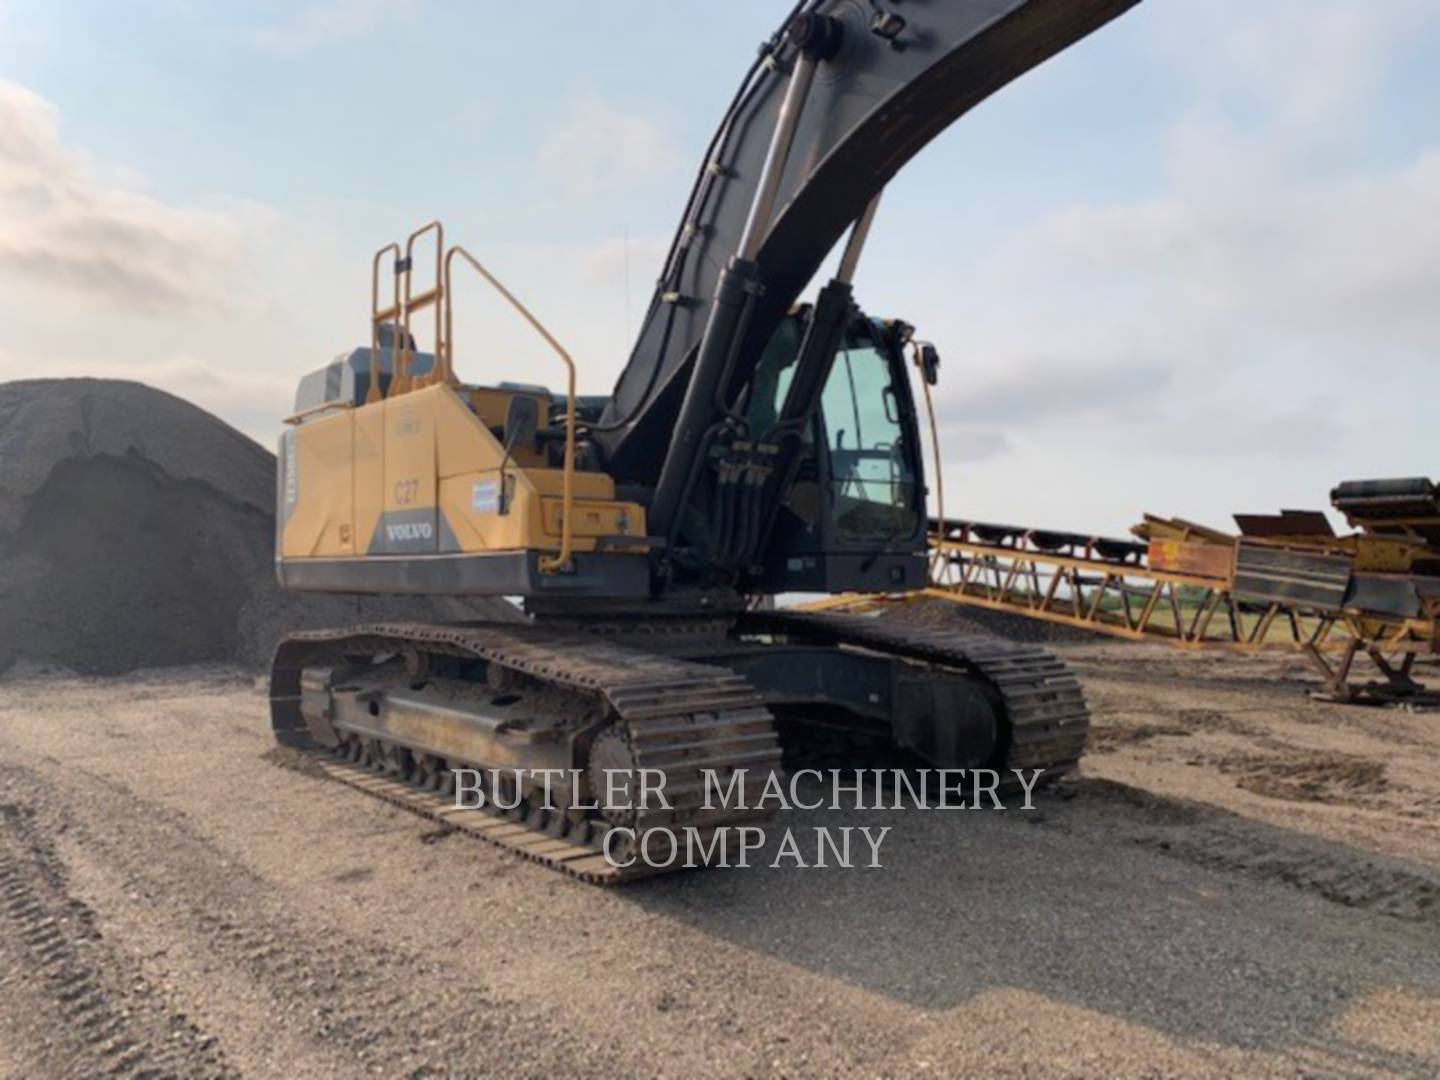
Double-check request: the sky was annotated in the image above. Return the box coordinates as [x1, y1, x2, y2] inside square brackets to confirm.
[1, 0, 1437, 537]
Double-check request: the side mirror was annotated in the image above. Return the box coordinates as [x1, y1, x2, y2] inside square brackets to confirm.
[916, 342, 940, 386]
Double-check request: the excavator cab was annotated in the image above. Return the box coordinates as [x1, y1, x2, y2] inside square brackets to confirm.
[746, 313, 928, 594]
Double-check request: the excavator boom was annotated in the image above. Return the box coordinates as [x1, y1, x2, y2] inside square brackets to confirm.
[596, 0, 1138, 488]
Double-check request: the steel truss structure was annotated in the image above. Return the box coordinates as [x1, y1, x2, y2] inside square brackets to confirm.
[810, 519, 1440, 706]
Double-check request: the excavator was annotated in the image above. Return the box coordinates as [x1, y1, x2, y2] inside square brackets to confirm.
[270, 0, 1137, 881]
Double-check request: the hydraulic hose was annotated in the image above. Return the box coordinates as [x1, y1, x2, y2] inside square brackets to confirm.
[587, 1, 813, 436]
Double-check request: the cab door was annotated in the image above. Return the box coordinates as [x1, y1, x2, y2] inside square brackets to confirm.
[754, 319, 926, 593]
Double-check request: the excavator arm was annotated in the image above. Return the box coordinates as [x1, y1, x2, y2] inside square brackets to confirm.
[593, 0, 1139, 537]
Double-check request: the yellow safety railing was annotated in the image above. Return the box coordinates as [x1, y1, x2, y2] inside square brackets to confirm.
[444, 244, 577, 575]
[367, 242, 401, 404]
[284, 399, 354, 426]
[369, 222, 447, 399]
[398, 221, 445, 394]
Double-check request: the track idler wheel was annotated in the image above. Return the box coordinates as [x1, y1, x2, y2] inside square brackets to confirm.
[586, 726, 638, 826]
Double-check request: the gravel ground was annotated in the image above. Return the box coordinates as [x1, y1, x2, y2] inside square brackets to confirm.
[1, 648, 1438, 1077]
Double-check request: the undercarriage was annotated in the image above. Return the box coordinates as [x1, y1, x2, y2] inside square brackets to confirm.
[270, 609, 1090, 883]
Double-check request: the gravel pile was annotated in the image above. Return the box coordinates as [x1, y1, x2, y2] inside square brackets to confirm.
[0, 378, 518, 675]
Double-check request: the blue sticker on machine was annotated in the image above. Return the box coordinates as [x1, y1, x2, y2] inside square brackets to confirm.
[472, 480, 500, 514]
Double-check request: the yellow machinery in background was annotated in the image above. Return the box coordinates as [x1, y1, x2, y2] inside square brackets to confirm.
[813, 482, 1440, 705]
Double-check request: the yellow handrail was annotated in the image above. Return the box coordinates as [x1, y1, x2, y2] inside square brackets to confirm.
[444, 244, 577, 575]
[284, 400, 354, 425]
[368, 242, 401, 404]
[396, 221, 444, 394]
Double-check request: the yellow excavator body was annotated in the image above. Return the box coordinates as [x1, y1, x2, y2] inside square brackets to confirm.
[279, 382, 645, 564]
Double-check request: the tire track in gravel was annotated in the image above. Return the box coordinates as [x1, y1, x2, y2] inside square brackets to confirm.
[0, 800, 233, 1079]
[1054, 779, 1440, 925]
[0, 759, 621, 1078]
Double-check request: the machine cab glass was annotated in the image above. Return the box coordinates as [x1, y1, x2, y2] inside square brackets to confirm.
[820, 326, 920, 543]
[748, 314, 926, 593]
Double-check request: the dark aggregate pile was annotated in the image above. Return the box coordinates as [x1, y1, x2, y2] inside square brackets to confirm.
[0, 379, 518, 675]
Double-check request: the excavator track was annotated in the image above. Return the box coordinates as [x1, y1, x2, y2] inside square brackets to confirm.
[741, 611, 1091, 778]
[271, 622, 782, 885]
[270, 615, 1088, 884]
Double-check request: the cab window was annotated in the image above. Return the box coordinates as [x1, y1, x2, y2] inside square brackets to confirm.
[819, 331, 918, 542]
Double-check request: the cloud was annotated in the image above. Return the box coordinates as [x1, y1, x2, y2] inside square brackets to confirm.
[250, 0, 418, 56]
[0, 81, 254, 314]
[578, 235, 670, 288]
[537, 97, 680, 192]
[123, 356, 294, 441]
[944, 358, 1174, 425]
[932, 424, 1011, 465]
[918, 351, 1176, 474]
[1028, 3, 1440, 353]
[0, 349, 291, 447]
[1151, 0, 1434, 173]
[941, 0, 1440, 518]
[1157, 403, 1349, 461]
[1041, 151, 1440, 349]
